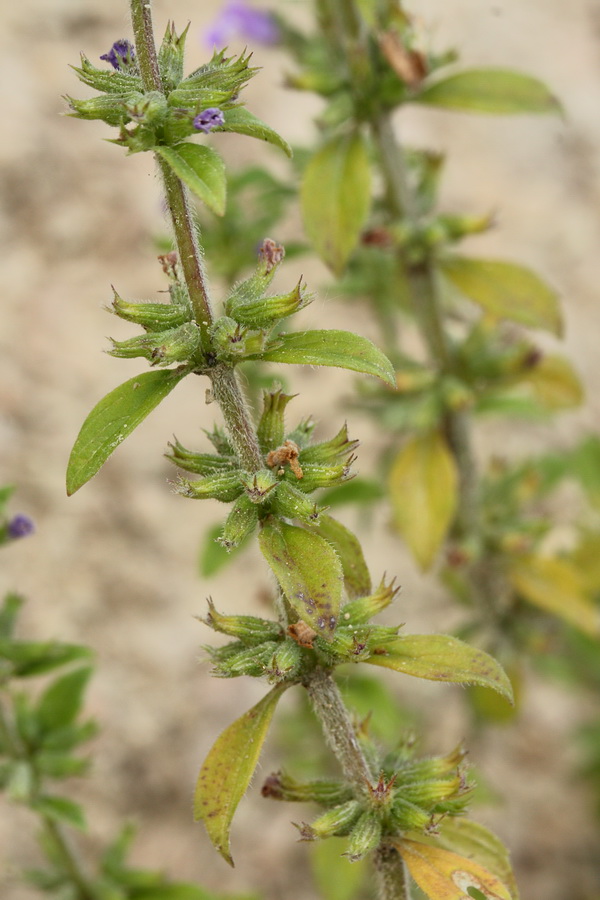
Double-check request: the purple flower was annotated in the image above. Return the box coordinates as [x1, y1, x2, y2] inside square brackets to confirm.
[100, 39, 136, 71]
[193, 108, 225, 133]
[204, 2, 279, 48]
[8, 515, 35, 540]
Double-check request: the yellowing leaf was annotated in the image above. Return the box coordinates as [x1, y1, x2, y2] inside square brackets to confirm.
[436, 820, 519, 900]
[301, 133, 371, 275]
[440, 256, 562, 336]
[366, 635, 513, 702]
[520, 355, 583, 410]
[414, 68, 561, 116]
[194, 684, 288, 865]
[396, 838, 513, 900]
[388, 432, 458, 570]
[259, 521, 343, 640]
[509, 555, 599, 636]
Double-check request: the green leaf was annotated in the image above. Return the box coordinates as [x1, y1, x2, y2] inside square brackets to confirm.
[301, 133, 371, 275]
[440, 256, 562, 336]
[36, 667, 92, 733]
[217, 106, 292, 158]
[256, 330, 395, 386]
[435, 820, 519, 900]
[259, 521, 343, 640]
[388, 432, 458, 570]
[0, 593, 24, 639]
[34, 795, 87, 830]
[308, 515, 371, 599]
[396, 838, 513, 900]
[415, 68, 561, 115]
[0, 640, 91, 677]
[310, 836, 369, 900]
[199, 523, 251, 577]
[508, 555, 599, 636]
[67, 369, 186, 495]
[156, 143, 226, 215]
[194, 684, 288, 865]
[366, 635, 514, 702]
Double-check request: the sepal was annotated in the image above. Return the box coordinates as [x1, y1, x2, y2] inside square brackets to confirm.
[261, 771, 353, 806]
[219, 495, 260, 548]
[268, 481, 322, 524]
[299, 800, 363, 840]
[265, 641, 303, 683]
[158, 21, 190, 92]
[165, 438, 236, 475]
[203, 599, 282, 644]
[340, 578, 400, 625]
[175, 470, 243, 502]
[299, 424, 359, 465]
[241, 469, 279, 503]
[257, 388, 297, 452]
[345, 810, 382, 861]
[168, 48, 258, 107]
[109, 288, 191, 332]
[225, 239, 285, 312]
[70, 54, 143, 94]
[291, 460, 355, 493]
[208, 641, 280, 678]
[108, 321, 201, 367]
[228, 278, 313, 329]
[65, 93, 135, 126]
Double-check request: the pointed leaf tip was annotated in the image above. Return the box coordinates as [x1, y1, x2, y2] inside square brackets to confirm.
[194, 684, 288, 864]
[255, 330, 396, 386]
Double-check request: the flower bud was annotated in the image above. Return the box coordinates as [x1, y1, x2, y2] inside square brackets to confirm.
[257, 389, 297, 453]
[108, 322, 201, 367]
[210, 316, 267, 361]
[269, 481, 321, 524]
[299, 424, 359, 465]
[227, 278, 313, 329]
[204, 598, 282, 644]
[219, 494, 259, 549]
[265, 640, 302, 682]
[300, 800, 363, 840]
[345, 810, 382, 861]
[261, 771, 352, 806]
[241, 469, 279, 504]
[323, 626, 372, 663]
[340, 578, 400, 626]
[110, 289, 190, 332]
[226, 240, 285, 312]
[100, 39, 137, 72]
[176, 471, 243, 502]
[166, 438, 235, 475]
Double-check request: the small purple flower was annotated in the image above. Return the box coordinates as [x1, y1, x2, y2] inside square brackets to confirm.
[8, 515, 35, 540]
[204, 1, 279, 48]
[100, 39, 136, 71]
[193, 107, 226, 133]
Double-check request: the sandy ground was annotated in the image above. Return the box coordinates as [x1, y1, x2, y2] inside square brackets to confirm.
[1, 0, 600, 898]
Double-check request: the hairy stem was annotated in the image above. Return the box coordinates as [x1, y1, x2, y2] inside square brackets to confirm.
[130, 0, 214, 346]
[41, 818, 98, 900]
[370, 110, 481, 540]
[210, 365, 263, 472]
[374, 844, 411, 900]
[304, 667, 373, 796]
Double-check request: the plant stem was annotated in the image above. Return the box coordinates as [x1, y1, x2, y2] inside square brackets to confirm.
[304, 667, 373, 795]
[41, 818, 98, 900]
[374, 844, 411, 900]
[370, 110, 481, 539]
[130, 0, 214, 347]
[210, 365, 263, 471]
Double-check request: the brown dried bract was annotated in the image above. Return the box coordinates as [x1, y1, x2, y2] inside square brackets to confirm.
[379, 31, 428, 87]
[287, 621, 318, 648]
[258, 238, 285, 274]
[158, 251, 178, 277]
[261, 772, 284, 799]
[266, 440, 303, 479]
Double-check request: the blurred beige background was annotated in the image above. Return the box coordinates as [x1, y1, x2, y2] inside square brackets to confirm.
[1, 0, 600, 898]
